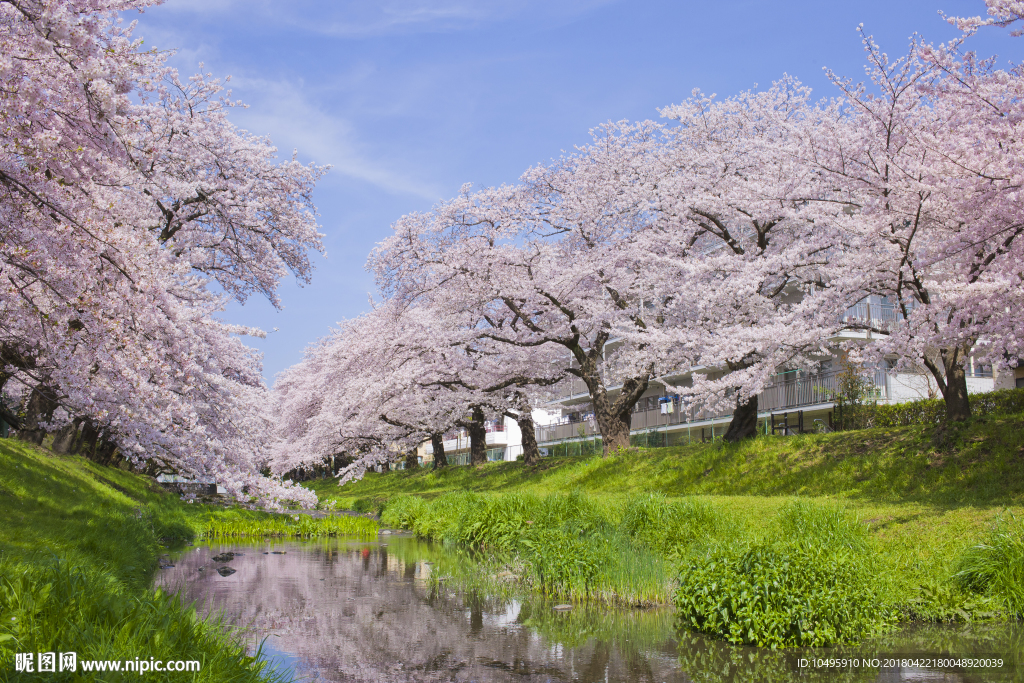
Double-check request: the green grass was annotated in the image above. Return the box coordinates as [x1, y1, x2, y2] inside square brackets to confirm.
[0, 437, 366, 681]
[314, 412, 1024, 642]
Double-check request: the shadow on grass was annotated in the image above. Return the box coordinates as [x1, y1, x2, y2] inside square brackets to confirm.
[316, 413, 1024, 512]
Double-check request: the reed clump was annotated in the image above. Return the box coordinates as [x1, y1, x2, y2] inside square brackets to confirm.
[382, 490, 702, 606]
[953, 513, 1024, 618]
[196, 512, 378, 540]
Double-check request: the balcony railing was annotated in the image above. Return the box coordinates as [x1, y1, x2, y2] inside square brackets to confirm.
[536, 368, 889, 444]
[839, 301, 909, 332]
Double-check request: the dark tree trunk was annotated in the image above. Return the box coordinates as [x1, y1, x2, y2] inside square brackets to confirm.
[587, 369, 650, 455]
[51, 418, 83, 454]
[74, 420, 100, 459]
[404, 448, 419, 470]
[941, 349, 971, 422]
[923, 343, 972, 423]
[468, 406, 487, 465]
[515, 411, 541, 466]
[94, 437, 119, 467]
[17, 384, 58, 445]
[430, 433, 448, 469]
[557, 332, 653, 456]
[0, 401, 21, 432]
[724, 394, 759, 442]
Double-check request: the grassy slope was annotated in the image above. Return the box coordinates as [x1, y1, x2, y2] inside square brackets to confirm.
[310, 413, 1024, 593]
[0, 438, 286, 682]
[0, 437, 193, 588]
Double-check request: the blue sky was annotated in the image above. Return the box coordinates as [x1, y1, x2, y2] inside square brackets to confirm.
[130, 0, 1016, 384]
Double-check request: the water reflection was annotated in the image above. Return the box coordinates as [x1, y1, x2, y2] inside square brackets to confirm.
[155, 538, 1021, 683]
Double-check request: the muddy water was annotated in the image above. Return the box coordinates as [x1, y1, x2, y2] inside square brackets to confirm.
[155, 537, 1022, 683]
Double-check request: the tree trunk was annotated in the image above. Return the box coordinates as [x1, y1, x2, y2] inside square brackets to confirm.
[431, 433, 448, 469]
[74, 420, 100, 459]
[724, 394, 758, 442]
[515, 411, 541, 465]
[94, 437, 119, 467]
[468, 406, 487, 465]
[923, 344, 972, 422]
[563, 334, 652, 456]
[587, 371, 650, 455]
[941, 346, 971, 422]
[17, 384, 58, 445]
[51, 418, 83, 454]
[592, 400, 631, 453]
[404, 448, 419, 470]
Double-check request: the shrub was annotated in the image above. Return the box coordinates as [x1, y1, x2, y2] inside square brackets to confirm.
[953, 514, 1024, 618]
[674, 502, 895, 648]
[836, 387, 1024, 431]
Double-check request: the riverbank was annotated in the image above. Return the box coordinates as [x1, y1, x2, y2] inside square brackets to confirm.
[312, 412, 1024, 644]
[0, 438, 374, 681]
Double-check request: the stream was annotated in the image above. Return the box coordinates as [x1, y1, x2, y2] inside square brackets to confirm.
[155, 536, 1022, 683]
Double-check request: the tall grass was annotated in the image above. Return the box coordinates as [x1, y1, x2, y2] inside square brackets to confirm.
[953, 514, 1024, 618]
[382, 490, 669, 605]
[620, 493, 729, 557]
[195, 513, 378, 540]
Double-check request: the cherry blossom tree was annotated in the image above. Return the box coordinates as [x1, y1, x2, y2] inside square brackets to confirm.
[270, 299, 563, 482]
[0, 0, 324, 505]
[640, 78, 854, 441]
[370, 124, 673, 454]
[808, 22, 1024, 422]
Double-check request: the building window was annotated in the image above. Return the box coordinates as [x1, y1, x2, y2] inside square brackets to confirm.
[486, 447, 506, 462]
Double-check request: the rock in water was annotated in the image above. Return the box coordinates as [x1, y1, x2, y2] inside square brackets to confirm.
[217, 567, 236, 577]
[211, 552, 235, 562]
[553, 604, 573, 611]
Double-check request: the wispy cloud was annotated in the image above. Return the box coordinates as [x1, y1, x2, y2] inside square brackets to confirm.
[227, 76, 443, 200]
[157, 0, 616, 36]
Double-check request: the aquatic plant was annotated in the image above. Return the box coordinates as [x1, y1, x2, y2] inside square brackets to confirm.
[953, 513, 1024, 618]
[674, 501, 897, 648]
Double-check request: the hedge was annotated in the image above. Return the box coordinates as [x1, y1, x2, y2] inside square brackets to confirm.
[837, 387, 1024, 430]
